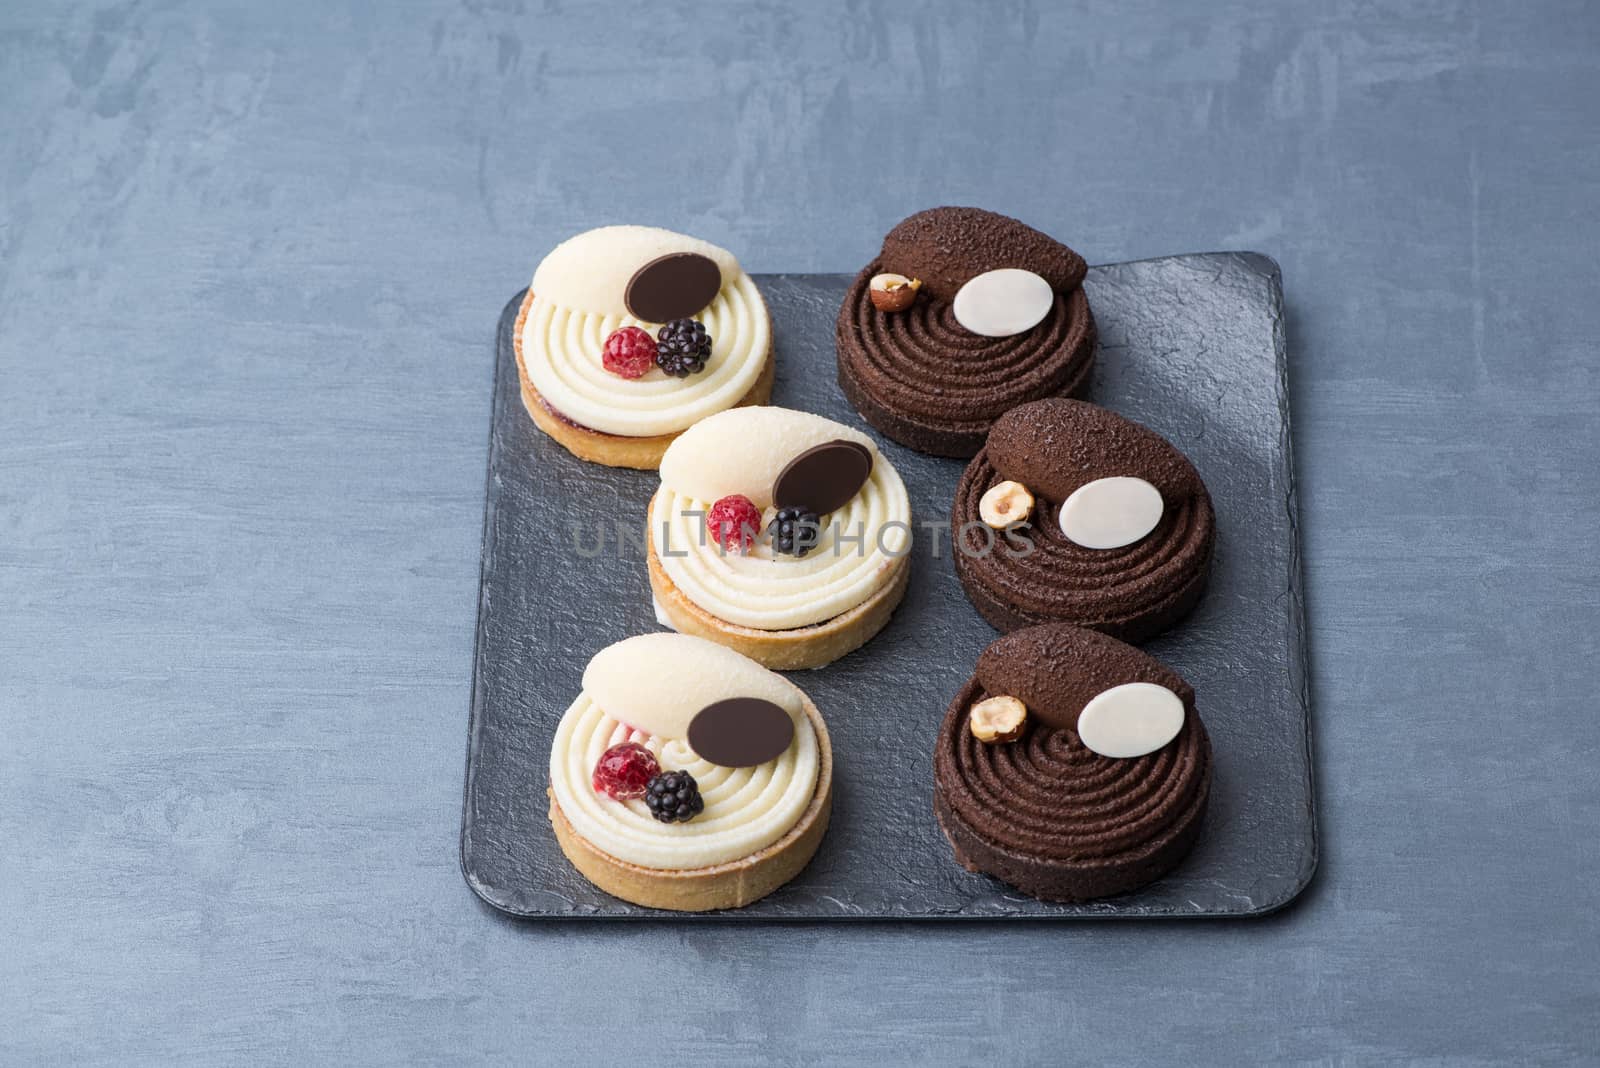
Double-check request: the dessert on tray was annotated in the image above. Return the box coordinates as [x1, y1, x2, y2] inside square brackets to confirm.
[835, 206, 1097, 457]
[952, 398, 1214, 642]
[515, 225, 774, 469]
[933, 623, 1212, 902]
[547, 633, 832, 911]
[646, 406, 912, 670]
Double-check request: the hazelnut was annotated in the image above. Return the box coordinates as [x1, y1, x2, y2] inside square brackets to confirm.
[969, 696, 1028, 743]
[978, 480, 1034, 529]
[869, 272, 922, 313]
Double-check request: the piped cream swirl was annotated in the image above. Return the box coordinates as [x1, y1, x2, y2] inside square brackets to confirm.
[521, 227, 771, 438]
[548, 694, 819, 870]
[651, 457, 912, 631]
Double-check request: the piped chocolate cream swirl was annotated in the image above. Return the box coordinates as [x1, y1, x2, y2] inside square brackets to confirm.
[932, 625, 1212, 902]
[952, 399, 1215, 642]
[835, 208, 1097, 457]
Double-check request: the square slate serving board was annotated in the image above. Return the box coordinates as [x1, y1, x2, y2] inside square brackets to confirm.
[461, 254, 1316, 919]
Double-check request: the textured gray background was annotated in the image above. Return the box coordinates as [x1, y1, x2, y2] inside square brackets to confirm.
[1, 0, 1596, 1063]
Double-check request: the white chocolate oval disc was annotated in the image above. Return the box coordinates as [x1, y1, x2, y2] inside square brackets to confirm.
[1076, 682, 1185, 759]
[951, 268, 1054, 337]
[583, 632, 801, 740]
[1057, 476, 1164, 549]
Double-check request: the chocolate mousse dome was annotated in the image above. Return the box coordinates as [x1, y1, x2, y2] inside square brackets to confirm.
[835, 207, 1097, 457]
[878, 206, 1088, 301]
[951, 399, 1215, 641]
[933, 624, 1212, 902]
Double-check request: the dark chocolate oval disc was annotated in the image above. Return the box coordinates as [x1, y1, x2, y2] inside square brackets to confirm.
[839, 439, 873, 469]
[687, 698, 795, 768]
[625, 252, 722, 323]
[773, 439, 873, 514]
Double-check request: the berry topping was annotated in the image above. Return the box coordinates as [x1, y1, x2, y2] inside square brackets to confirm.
[601, 326, 658, 379]
[707, 494, 762, 553]
[655, 318, 713, 377]
[644, 770, 704, 823]
[769, 506, 822, 557]
[591, 742, 660, 800]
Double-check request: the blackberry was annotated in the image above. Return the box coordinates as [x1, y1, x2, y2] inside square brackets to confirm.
[643, 770, 704, 823]
[655, 318, 712, 377]
[769, 506, 823, 557]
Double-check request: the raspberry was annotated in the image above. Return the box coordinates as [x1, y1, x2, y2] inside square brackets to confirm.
[707, 494, 762, 553]
[591, 742, 659, 800]
[601, 326, 658, 379]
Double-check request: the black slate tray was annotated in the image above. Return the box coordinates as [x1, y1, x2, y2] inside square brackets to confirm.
[461, 254, 1316, 919]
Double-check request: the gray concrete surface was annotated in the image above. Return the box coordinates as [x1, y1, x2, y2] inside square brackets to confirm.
[2, 1, 1596, 1062]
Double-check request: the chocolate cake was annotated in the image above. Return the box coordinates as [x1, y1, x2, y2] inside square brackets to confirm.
[932, 625, 1212, 902]
[952, 398, 1215, 641]
[835, 207, 1097, 457]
